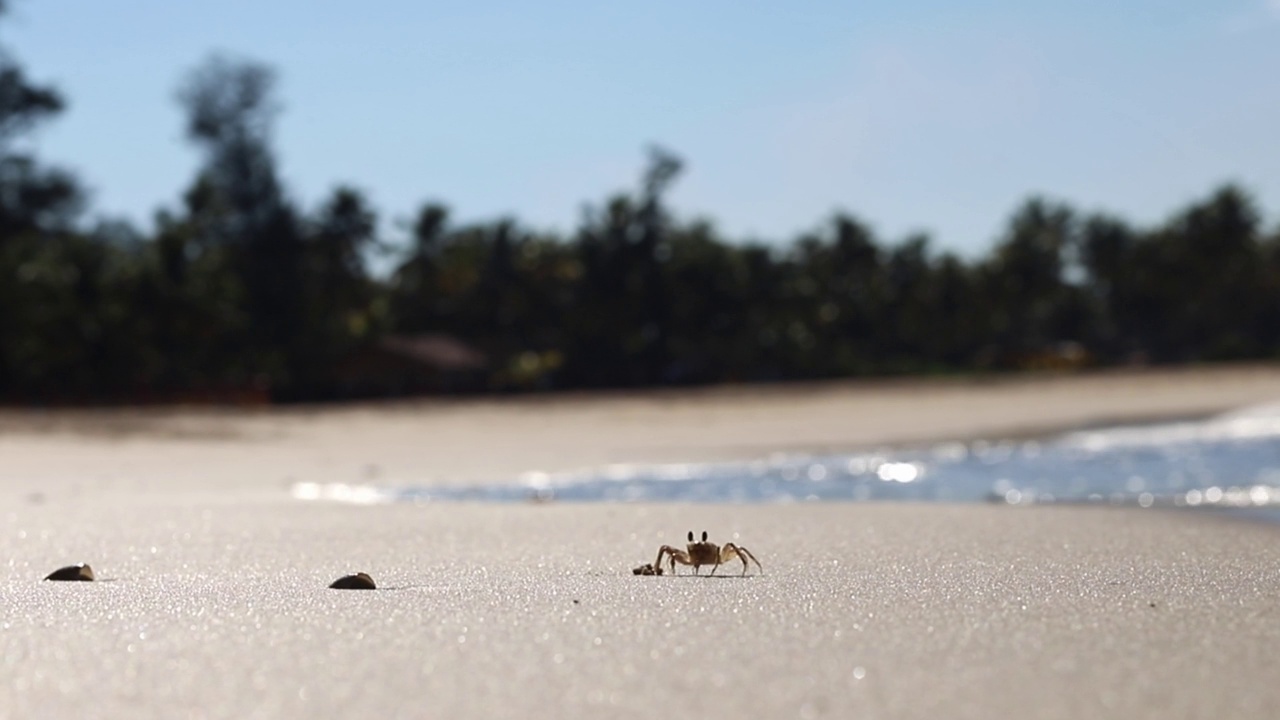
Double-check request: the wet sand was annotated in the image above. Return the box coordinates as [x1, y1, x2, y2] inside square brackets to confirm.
[3, 365, 1280, 718]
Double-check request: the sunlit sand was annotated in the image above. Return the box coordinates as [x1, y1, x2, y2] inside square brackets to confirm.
[3, 364, 1280, 718]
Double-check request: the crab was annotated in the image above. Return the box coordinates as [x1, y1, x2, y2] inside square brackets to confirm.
[654, 530, 763, 577]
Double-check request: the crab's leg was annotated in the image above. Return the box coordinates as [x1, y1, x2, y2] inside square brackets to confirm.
[675, 551, 695, 575]
[710, 545, 733, 576]
[654, 545, 674, 572]
[723, 543, 763, 576]
[655, 546, 691, 575]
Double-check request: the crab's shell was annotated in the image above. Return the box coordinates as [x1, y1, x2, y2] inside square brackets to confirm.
[687, 542, 719, 566]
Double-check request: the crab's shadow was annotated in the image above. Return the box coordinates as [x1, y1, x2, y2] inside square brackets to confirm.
[659, 574, 761, 580]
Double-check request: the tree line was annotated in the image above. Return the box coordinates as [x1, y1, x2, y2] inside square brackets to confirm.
[3, 42, 1279, 402]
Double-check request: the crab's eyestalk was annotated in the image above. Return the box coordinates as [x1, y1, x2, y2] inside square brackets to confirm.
[701, 531, 708, 542]
[687, 531, 694, 542]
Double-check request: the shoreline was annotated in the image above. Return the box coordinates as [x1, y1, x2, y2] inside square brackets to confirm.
[7, 363, 1280, 500]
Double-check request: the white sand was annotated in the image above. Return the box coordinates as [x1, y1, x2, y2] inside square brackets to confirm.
[3, 365, 1280, 719]
[4, 502, 1279, 720]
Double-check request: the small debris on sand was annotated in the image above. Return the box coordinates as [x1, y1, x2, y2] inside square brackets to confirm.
[44, 564, 95, 582]
[329, 572, 377, 589]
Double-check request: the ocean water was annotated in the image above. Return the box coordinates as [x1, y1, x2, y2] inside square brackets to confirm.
[292, 402, 1280, 520]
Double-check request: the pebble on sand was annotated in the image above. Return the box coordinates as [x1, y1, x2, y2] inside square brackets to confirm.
[44, 564, 95, 582]
[329, 572, 377, 590]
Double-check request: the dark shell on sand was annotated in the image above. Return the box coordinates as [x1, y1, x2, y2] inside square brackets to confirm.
[329, 572, 377, 590]
[45, 564, 95, 582]
[632, 563, 664, 576]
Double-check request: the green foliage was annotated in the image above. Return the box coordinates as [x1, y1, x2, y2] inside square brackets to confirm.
[3, 36, 1280, 403]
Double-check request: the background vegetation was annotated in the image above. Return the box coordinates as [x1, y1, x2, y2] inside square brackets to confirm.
[3, 27, 1278, 403]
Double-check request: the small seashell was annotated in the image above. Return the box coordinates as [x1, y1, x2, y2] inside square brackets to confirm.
[329, 572, 376, 589]
[632, 563, 664, 576]
[45, 564, 95, 582]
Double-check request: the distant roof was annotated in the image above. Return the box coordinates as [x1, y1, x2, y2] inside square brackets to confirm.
[378, 334, 487, 370]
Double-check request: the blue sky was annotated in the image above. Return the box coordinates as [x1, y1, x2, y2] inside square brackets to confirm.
[3, 0, 1278, 255]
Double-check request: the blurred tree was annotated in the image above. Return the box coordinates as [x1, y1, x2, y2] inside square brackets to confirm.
[305, 186, 378, 367]
[0, 48, 62, 148]
[0, 3, 82, 239]
[662, 219, 753, 383]
[389, 202, 449, 334]
[633, 146, 683, 384]
[930, 253, 984, 367]
[882, 234, 942, 370]
[979, 198, 1080, 365]
[563, 196, 635, 386]
[0, 6, 88, 399]
[562, 148, 684, 387]
[1077, 214, 1137, 360]
[788, 214, 885, 376]
[176, 54, 305, 390]
[1152, 185, 1268, 360]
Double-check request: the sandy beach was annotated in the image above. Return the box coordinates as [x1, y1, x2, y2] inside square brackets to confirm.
[4, 365, 1280, 719]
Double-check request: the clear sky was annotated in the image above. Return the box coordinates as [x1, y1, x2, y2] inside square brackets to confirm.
[3, 0, 1278, 256]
